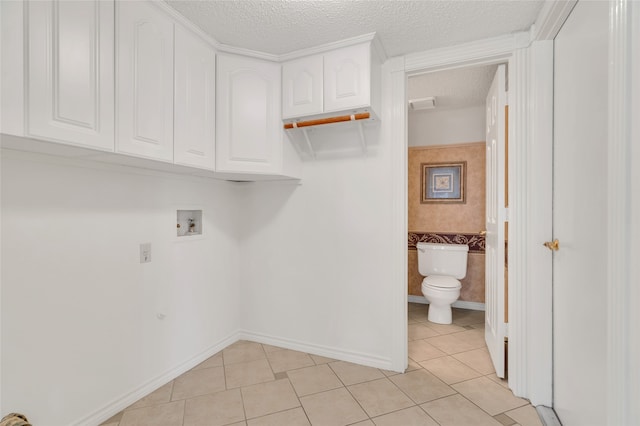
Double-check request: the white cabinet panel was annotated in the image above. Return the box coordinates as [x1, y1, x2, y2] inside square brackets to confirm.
[174, 26, 215, 170]
[117, 1, 174, 162]
[27, 0, 114, 150]
[216, 54, 282, 173]
[323, 43, 371, 113]
[282, 55, 323, 119]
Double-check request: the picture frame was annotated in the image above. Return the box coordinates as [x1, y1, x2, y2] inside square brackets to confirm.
[420, 161, 466, 204]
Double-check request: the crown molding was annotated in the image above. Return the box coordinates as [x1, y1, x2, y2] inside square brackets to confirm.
[531, 0, 577, 41]
[404, 33, 520, 75]
[214, 43, 281, 62]
[278, 32, 383, 62]
[153, 0, 218, 48]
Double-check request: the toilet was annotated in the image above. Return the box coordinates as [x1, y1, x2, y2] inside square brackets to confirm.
[416, 242, 469, 324]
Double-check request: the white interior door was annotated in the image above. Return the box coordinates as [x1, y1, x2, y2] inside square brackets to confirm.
[552, 2, 608, 424]
[484, 64, 507, 378]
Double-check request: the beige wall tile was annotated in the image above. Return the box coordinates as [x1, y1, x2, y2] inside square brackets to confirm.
[408, 143, 486, 232]
[408, 143, 486, 302]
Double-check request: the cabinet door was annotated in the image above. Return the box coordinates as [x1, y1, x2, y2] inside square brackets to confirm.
[27, 0, 114, 151]
[323, 43, 370, 113]
[282, 55, 323, 119]
[174, 26, 215, 170]
[216, 54, 282, 173]
[117, 1, 173, 162]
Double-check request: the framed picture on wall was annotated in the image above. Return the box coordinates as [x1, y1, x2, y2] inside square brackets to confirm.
[421, 162, 467, 204]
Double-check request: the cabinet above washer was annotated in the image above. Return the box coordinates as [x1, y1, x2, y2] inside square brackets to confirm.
[281, 40, 382, 123]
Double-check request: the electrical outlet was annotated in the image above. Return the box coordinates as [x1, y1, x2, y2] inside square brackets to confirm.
[140, 243, 151, 263]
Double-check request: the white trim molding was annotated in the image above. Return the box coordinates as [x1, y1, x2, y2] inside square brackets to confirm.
[607, 1, 640, 424]
[77, 332, 240, 426]
[385, 56, 409, 373]
[531, 0, 577, 41]
[395, 32, 549, 401]
[404, 33, 526, 75]
[408, 295, 486, 312]
[399, 32, 557, 407]
[509, 40, 554, 407]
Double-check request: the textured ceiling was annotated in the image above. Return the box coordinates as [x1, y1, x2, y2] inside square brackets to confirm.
[165, 0, 544, 58]
[408, 64, 499, 111]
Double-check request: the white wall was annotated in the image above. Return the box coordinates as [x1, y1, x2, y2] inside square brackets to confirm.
[408, 105, 485, 147]
[1, 150, 241, 425]
[237, 131, 397, 367]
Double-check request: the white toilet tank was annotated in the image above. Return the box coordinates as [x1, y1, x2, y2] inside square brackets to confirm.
[416, 242, 469, 279]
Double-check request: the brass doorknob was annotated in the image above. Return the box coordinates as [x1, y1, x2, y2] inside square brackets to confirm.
[543, 239, 560, 251]
[479, 230, 487, 236]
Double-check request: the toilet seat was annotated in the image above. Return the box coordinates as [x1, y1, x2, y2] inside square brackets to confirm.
[423, 275, 461, 289]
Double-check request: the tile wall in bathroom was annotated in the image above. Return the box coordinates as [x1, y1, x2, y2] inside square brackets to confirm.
[408, 142, 486, 302]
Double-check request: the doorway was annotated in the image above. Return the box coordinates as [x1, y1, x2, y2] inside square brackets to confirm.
[406, 63, 508, 378]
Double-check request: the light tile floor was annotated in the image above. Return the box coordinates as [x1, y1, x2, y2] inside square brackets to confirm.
[101, 303, 542, 426]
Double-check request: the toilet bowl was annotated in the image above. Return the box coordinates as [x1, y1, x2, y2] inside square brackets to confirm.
[421, 276, 462, 324]
[416, 242, 469, 325]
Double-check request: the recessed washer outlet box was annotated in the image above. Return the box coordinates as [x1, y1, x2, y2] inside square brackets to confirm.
[177, 210, 202, 237]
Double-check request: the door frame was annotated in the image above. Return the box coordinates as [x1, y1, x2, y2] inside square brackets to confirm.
[387, 29, 551, 402]
[387, 9, 570, 407]
[388, 1, 638, 420]
[608, 1, 640, 424]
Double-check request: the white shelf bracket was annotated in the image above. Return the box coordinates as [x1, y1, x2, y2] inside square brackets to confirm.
[295, 123, 315, 159]
[354, 116, 367, 153]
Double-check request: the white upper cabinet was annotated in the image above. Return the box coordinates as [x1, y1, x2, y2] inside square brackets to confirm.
[26, 0, 114, 151]
[281, 41, 380, 122]
[116, 1, 174, 162]
[174, 26, 216, 170]
[216, 54, 282, 174]
[282, 55, 323, 120]
[324, 43, 371, 113]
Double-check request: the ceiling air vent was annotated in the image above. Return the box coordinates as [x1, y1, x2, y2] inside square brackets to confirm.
[409, 96, 436, 110]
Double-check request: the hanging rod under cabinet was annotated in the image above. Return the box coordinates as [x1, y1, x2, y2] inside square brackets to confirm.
[283, 112, 370, 129]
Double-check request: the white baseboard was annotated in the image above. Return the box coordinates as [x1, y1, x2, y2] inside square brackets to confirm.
[76, 331, 241, 426]
[408, 295, 486, 311]
[238, 330, 396, 372]
[536, 405, 562, 426]
[77, 329, 400, 425]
